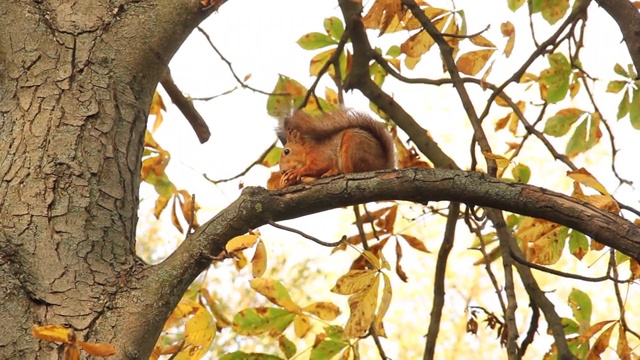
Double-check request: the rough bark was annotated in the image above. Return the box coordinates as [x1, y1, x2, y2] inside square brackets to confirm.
[0, 1, 212, 358]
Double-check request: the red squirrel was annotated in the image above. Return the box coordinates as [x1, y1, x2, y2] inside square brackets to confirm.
[276, 108, 395, 187]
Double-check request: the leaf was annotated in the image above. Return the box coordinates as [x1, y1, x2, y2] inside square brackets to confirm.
[528, 225, 568, 265]
[226, 234, 259, 253]
[232, 307, 295, 336]
[543, 108, 585, 137]
[251, 240, 267, 278]
[469, 34, 495, 48]
[617, 90, 630, 120]
[568, 230, 589, 260]
[78, 341, 117, 357]
[539, 53, 571, 103]
[565, 114, 602, 158]
[76, 341, 116, 357]
[617, 323, 632, 360]
[250, 278, 300, 312]
[302, 302, 340, 321]
[324, 17, 344, 41]
[344, 274, 380, 338]
[511, 163, 531, 184]
[567, 168, 609, 195]
[630, 88, 640, 129]
[613, 63, 629, 77]
[65, 345, 81, 360]
[399, 233, 431, 253]
[331, 269, 377, 295]
[508, 0, 526, 11]
[374, 273, 392, 337]
[32, 324, 71, 343]
[149, 90, 166, 133]
[482, 151, 511, 177]
[457, 49, 496, 76]
[585, 322, 615, 359]
[310, 338, 349, 360]
[539, 0, 569, 25]
[606, 80, 626, 94]
[185, 304, 215, 347]
[394, 239, 408, 282]
[294, 314, 311, 338]
[297, 32, 337, 50]
[278, 335, 297, 359]
[568, 288, 592, 331]
[261, 146, 282, 168]
[501, 21, 515, 57]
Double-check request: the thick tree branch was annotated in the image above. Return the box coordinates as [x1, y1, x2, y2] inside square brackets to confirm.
[144, 168, 640, 345]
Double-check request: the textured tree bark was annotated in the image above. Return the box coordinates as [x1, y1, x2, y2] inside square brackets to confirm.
[0, 1, 212, 358]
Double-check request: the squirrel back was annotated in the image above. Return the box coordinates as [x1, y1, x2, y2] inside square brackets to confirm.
[277, 108, 395, 187]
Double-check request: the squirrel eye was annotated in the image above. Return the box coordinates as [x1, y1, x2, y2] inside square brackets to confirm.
[283, 148, 290, 155]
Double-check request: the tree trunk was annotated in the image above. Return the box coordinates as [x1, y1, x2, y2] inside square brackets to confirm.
[0, 1, 210, 358]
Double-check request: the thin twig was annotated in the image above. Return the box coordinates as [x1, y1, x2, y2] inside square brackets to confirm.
[204, 141, 277, 184]
[423, 202, 459, 360]
[267, 220, 344, 247]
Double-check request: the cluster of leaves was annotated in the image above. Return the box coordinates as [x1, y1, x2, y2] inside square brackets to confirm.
[32, 325, 116, 359]
[143, 94, 201, 234]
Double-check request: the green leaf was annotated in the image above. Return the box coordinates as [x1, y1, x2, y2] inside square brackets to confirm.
[568, 288, 592, 331]
[310, 339, 349, 360]
[540, 53, 571, 103]
[566, 114, 601, 158]
[543, 108, 584, 137]
[261, 146, 282, 168]
[324, 17, 344, 41]
[511, 163, 531, 183]
[220, 352, 284, 360]
[278, 335, 297, 359]
[617, 90, 630, 120]
[232, 307, 296, 336]
[540, 0, 569, 25]
[530, 0, 542, 12]
[630, 88, 640, 129]
[508, 0, 526, 11]
[297, 32, 337, 50]
[614, 63, 629, 78]
[568, 230, 588, 260]
[386, 45, 401, 58]
[606, 80, 626, 94]
[560, 317, 580, 335]
[266, 75, 307, 117]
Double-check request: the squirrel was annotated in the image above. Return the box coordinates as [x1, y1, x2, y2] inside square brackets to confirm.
[276, 108, 395, 187]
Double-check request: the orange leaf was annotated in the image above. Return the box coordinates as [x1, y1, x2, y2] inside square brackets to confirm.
[395, 239, 408, 282]
[32, 325, 71, 343]
[399, 234, 431, 253]
[78, 341, 117, 357]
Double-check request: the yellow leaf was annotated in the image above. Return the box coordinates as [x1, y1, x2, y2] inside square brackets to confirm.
[567, 168, 609, 195]
[501, 21, 515, 57]
[32, 325, 71, 343]
[294, 314, 311, 338]
[469, 34, 495, 48]
[374, 273, 392, 337]
[251, 240, 267, 278]
[78, 341, 117, 357]
[226, 234, 259, 253]
[200, 288, 232, 328]
[528, 225, 567, 265]
[344, 274, 380, 338]
[457, 49, 496, 76]
[482, 151, 511, 178]
[302, 302, 341, 321]
[325, 87, 339, 108]
[362, 250, 381, 269]
[234, 251, 248, 270]
[617, 322, 632, 360]
[331, 269, 377, 295]
[149, 91, 166, 133]
[184, 305, 215, 349]
[250, 278, 301, 313]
